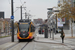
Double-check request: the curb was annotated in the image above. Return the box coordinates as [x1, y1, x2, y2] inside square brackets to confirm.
[65, 37, 75, 39]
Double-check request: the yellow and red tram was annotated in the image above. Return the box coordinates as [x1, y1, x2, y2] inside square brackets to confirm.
[17, 19, 35, 42]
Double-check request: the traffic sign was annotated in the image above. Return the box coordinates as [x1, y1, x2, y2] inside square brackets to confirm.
[11, 16, 14, 19]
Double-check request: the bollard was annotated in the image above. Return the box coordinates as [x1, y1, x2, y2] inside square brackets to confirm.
[44, 25, 48, 38]
[44, 28, 48, 38]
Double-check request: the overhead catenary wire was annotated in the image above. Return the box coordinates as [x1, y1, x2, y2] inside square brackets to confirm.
[14, 2, 26, 13]
[8, 0, 26, 13]
[8, 0, 20, 13]
[13, 8, 19, 13]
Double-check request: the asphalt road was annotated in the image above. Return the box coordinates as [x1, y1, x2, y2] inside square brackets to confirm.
[0, 28, 75, 50]
[0, 35, 17, 45]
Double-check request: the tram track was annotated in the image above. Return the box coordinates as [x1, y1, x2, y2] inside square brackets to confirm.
[21, 42, 29, 50]
[6, 43, 19, 50]
[6, 42, 30, 50]
[6, 40, 33, 50]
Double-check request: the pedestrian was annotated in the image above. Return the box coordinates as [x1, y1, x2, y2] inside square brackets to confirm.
[38, 28, 41, 34]
[60, 30, 65, 43]
[49, 29, 51, 38]
[56, 30, 58, 33]
[49, 29, 51, 33]
[42, 29, 44, 34]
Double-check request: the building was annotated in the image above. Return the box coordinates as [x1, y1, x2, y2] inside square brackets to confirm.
[0, 18, 4, 33]
[0, 18, 11, 34]
[47, 8, 53, 19]
[0, 12, 4, 19]
[4, 18, 11, 33]
[33, 18, 43, 24]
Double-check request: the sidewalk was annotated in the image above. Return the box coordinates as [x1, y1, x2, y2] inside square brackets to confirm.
[34, 33, 75, 50]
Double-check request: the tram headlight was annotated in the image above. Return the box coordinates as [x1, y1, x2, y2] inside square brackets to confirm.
[28, 32, 29, 34]
[19, 32, 21, 34]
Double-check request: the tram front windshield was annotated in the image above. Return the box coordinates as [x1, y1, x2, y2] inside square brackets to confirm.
[19, 23, 29, 32]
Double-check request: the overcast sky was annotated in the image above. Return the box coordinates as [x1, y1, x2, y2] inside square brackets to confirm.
[0, 0, 58, 21]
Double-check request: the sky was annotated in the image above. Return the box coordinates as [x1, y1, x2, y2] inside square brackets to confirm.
[0, 0, 58, 21]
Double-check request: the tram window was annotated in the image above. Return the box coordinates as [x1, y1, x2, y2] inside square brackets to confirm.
[17, 30, 18, 33]
[19, 24, 29, 32]
[31, 27, 33, 32]
[31, 25, 35, 32]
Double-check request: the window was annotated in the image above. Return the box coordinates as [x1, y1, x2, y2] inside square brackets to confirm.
[19, 24, 29, 32]
[31, 25, 35, 32]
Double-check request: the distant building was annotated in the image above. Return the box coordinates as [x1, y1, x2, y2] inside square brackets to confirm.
[0, 12, 4, 19]
[44, 19, 48, 23]
[0, 19, 4, 33]
[0, 18, 11, 34]
[4, 18, 11, 23]
[33, 18, 43, 24]
[47, 8, 53, 19]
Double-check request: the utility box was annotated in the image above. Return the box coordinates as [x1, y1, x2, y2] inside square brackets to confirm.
[44, 24, 48, 38]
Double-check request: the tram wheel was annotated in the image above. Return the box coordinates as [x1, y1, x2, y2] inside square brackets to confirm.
[18, 39, 21, 42]
[32, 37, 35, 39]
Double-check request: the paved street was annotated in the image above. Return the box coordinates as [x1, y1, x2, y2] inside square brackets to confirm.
[0, 0, 75, 50]
[0, 35, 17, 45]
[0, 28, 75, 50]
[33, 42, 71, 50]
[0, 29, 17, 45]
[34, 28, 75, 50]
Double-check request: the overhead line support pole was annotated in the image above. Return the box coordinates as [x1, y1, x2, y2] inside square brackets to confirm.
[16, 7, 26, 20]
[11, 0, 14, 42]
[21, 6, 22, 20]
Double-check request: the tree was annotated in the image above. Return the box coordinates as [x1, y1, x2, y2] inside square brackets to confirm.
[58, 1, 75, 37]
[14, 22, 18, 29]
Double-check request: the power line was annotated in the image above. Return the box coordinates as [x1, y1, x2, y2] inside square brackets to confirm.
[13, 8, 19, 13]
[14, 2, 26, 13]
[16, 6, 26, 20]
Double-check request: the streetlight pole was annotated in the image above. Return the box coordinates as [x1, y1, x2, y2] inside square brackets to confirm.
[11, 0, 14, 42]
[21, 6, 22, 20]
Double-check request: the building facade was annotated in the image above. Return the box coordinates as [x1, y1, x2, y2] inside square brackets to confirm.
[33, 18, 43, 24]
[0, 18, 11, 34]
[0, 12, 4, 19]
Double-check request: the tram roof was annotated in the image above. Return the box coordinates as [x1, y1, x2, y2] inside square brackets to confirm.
[19, 19, 31, 22]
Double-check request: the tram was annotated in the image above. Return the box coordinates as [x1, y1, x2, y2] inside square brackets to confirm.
[17, 19, 35, 42]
